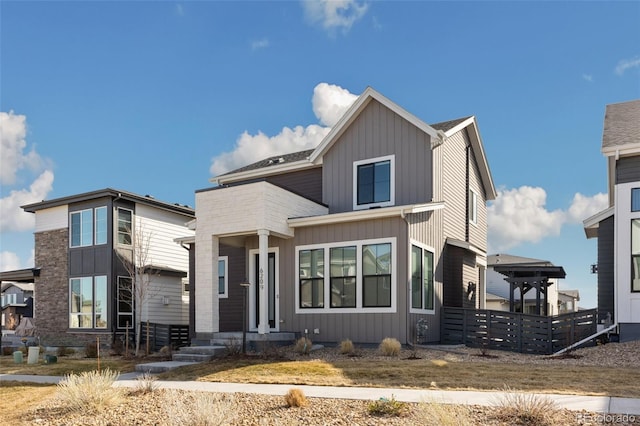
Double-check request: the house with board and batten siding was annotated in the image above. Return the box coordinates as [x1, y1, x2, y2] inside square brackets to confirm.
[20, 189, 194, 347]
[188, 87, 496, 345]
[584, 99, 640, 342]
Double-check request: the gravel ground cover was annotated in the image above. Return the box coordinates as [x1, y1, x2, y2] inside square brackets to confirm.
[20, 340, 640, 425]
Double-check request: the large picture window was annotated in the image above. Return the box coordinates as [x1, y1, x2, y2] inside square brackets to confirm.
[353, 155, 395, 210]
[299, 248, 324, 308]
[70, 276, 107, 329]
[330, 246, 356, 308]
[70, 207, 108, 247]
[411, 243, 434, 311]
[295, 238, 396, 313]
[632, 219, 640, 292]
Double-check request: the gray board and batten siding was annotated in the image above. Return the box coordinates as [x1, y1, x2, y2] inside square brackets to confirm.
[241, 216, 442, 344]
[322, 98, 433, 214]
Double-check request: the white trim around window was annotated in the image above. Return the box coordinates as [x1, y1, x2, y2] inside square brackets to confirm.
[353, 154, 395, 210]
[409, 239, 435, 314]
[469, 188, 478, 226]
[295, 237, 397, 314]
[218, 256, 229, 298]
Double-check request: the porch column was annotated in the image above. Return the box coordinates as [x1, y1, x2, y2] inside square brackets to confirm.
[257, 229, 270, 334]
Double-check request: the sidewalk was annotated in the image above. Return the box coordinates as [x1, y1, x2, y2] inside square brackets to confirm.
[2, 373, 639, 416]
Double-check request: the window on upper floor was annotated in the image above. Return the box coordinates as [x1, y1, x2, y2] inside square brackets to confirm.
[117, 208, 133, 245]
[218, 257, 228, 298]
[632, 219, 640, 292]
[632, 188, 640, 212]
[469, 188, 478, 225]
[69, 275, 107, 329]
[411, 243, 434, 312]
[353, 155, 395, 210]
[70, 207, 107, 247]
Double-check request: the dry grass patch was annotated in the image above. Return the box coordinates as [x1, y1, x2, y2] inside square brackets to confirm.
[0, 381, 57, 424]
[415, 401, 477, 426]
[379, 337, 401, 356]
[0, 355, 138, 376]
[491, 387, 565, 426]
[163, 389, 236, 426]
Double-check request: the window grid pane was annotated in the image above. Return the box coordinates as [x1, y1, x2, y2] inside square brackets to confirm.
[362, 243, 392, 308]
[95, 207, 107, 245]
[299, 249, 324, 308]
[423, 250, 434, 310]
[218, 259, 226, 295]
[118, 209, 132, 245]
[357, 160, 391, 205]
[633, 189, 640, 212]
[330, 246, 357, 308]
[411, 245, 422, 309]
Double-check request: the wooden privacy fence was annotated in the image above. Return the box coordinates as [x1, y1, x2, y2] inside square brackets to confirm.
[441, 307, 597, 354]
[139, 322, 190, 351]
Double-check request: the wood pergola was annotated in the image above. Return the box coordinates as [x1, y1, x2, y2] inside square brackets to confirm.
[493, 265, 566, 316]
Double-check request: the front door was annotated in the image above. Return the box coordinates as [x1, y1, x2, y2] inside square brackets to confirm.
[249, 250, 279, 331]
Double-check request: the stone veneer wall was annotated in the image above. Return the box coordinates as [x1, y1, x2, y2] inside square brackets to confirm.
[34, 228, 70, 345]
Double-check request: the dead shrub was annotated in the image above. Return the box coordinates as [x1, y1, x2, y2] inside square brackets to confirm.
[491, 386, 562, 426]
[294, 337, 312, 355]
[163, 389, 236, 426]
[56, 369, 125, 412]
[84, 342, 98, 358]
[367, 395, 408, 417]
[284, 388, 308, 408]
[379, 337, 401, 357]
[339, 339, 355, 355]
[415, 401, 476, 426]
[134, 372, 160, 394]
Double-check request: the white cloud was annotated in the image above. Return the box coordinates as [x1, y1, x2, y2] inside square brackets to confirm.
[615, 56, 640, 75]
[175, 4, 184, 16]
[582, 74, 593, 82]
[488, 186, 609, 252]
[312, 82, 358, 126]
[251, 38, 270, 50]
[302, 0, 369, 34]
[0, 251, 21, 272]
[0, 170, 54, 232]
[566, 192, 608, 223]
[209, 82, 357, 176]
[0, 111, 47, 185]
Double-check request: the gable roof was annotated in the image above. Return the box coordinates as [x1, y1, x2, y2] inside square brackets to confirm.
[22, 188, 195, 217]
[602, 99, 640, 155]
[214, 87, 496, 199]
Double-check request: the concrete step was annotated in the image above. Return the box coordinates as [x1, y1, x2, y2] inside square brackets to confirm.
[134, 361, 198, 374]
[176, 345, 226, 356]
[172, 353, 214, 362]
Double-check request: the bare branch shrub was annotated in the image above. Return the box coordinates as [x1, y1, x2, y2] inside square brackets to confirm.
[56, 369, 125, 412]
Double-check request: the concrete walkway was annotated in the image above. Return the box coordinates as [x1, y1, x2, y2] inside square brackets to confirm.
[2, 373, 639, 417]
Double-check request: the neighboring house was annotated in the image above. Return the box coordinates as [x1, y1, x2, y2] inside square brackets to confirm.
[1, 281, 35, 330]
[584, 99, 640, 342]
[18, 189, 195, 346]
[487, 253, 575, 316]
[189, 87, 496, 345]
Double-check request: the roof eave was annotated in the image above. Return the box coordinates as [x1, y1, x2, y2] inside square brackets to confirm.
[211, 160, 318, 185]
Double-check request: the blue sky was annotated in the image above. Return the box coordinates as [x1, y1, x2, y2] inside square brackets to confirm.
[1, 1, 639, 309]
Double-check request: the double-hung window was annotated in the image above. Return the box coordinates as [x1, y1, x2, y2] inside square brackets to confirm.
[117, 208, 133, 245]
[218, 257, 228, 298]
[353, 155, 395, 210]
[299, 249, 324, 308]
[411, 243, 434, 311]
[330, 246, 356, 308]
[362, 243, 392, 307]
[70, 207, 108, 247]
[69, 276, 107, 329]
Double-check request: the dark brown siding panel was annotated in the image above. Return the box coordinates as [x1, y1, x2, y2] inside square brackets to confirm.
[218, 244, 246, 332]
[597, 215, 615, 323]
[616, 157, 640, 184]
[266, 168, 323, 204]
